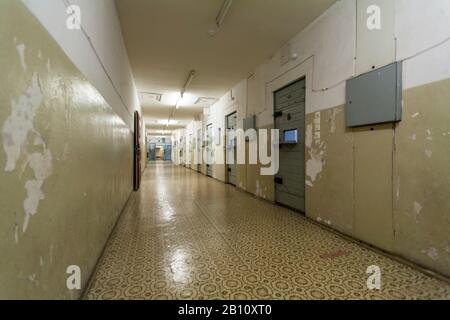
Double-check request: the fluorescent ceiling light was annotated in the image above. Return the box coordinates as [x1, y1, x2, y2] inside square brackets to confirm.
[173, 70, 196, 110]
[180, 70, 196, 98]
[157, 120, 178, 125]
[216, 0, 233, 27]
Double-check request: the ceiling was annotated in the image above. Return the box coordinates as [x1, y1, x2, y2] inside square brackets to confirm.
[116, 0, 336, 130]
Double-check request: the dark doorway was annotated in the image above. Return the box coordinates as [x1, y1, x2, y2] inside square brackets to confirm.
[133, 111, 141, 191]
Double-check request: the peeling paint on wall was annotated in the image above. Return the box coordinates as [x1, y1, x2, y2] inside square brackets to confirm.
[306, 150, 324, 186]
[413, 201, 422, 223]
[426, 129, 433, 141]
[305, 124, 313, 148]
[422, 247, 439, 261]
[2, 73, 43, 172]
[16, 43, 27, 71]
[313, 112, 321, 145]
[306, 111, 326, 187]
[329, 108, 341, 134]
[23, 146, 53, 232]
[1, 73, 52, 234]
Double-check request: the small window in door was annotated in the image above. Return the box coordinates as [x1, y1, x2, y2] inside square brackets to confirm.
[283, 129, 298, 143]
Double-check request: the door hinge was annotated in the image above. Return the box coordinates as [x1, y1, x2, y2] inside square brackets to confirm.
[273, 111, 283, 118]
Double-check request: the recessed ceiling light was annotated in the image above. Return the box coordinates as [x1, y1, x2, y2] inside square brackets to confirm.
[195, 97, 218, 106]
[139, 92, 162, 102]
[157, 120, 178, 125]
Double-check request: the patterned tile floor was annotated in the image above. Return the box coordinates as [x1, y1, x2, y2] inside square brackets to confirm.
[86, 162, 450, 300]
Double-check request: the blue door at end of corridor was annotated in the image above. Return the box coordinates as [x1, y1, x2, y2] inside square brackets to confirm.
[149, 143, 156, 161]
[163, 145, 172, 161]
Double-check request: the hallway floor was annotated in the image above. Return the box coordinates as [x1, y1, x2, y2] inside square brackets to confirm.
[86, 163, 450, 300]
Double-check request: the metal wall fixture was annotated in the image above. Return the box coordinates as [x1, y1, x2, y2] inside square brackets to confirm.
[180, 70, 196, 99]
[167, 70, 197, 127]
[176, 70, 196, 110]
[216, 0, 233, 27]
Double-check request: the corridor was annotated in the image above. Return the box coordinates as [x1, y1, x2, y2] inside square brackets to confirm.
[86, 163, 450, 300]
[2, 0, 450, 302]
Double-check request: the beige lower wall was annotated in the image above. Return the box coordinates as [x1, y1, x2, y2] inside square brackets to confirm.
[193, 79, 450, 277]
[393, 78, 450, 276]
[236, 124, 275, 202]
[304, 80, 450, 277]
[305, 106, 355, 236]
[0, 1, 133, 299]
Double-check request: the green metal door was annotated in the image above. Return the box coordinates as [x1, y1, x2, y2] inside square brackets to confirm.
[274, 78, 306, 212]
[206, 124, 213, 177]
[226, 112, 237, 186]
[197, 129, 202, 172]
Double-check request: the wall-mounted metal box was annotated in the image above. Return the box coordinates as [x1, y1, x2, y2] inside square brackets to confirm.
[243, 115, 257, 141]
[243, 115, 256, 131]
[346, 62, 402, 127]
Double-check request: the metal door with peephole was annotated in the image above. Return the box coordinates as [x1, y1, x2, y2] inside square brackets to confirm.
[274, 78, 305, 212]
[226, 112, 237, 186]
[206, 124, 213, 177]
[197, 129, 202, 172]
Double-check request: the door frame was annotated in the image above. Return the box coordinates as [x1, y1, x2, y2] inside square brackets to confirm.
[206, 123, 213, 177]
[197, 128, 202, 172]
[272, 76, 306, 212]
[225, 111, 237, 185]
[133, 111, 141, 191]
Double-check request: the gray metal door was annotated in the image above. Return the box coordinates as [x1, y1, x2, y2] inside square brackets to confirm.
[226, 112, 237, 186]
[197, 129, 202, 172]
[274, 78, 305, 212]
[206, 124, 213, 177]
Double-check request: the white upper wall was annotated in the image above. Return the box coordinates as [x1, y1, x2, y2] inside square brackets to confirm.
[222, 0, 450, 124]
[396, 0, 450, 89]
[22, 0, 140, 130]
[168, 0, 450, 169]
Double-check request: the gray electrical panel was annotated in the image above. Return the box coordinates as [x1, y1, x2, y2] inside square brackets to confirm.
[243, 115, 256, 131]
[346, 62, 402, 127]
